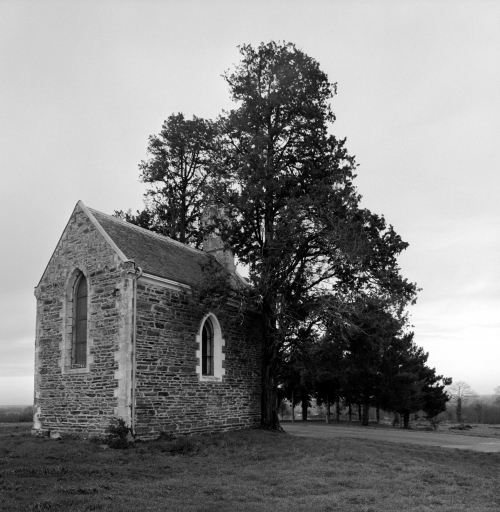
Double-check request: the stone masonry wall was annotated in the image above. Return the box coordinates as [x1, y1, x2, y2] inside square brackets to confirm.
[33, 207, 130, 436]
[134, 281, 262, 439]
[33, 205, 261, 439]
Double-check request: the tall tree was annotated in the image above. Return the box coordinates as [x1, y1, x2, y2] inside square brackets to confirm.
[117, 113, 215, 248]
[307, 335, 345, 423]
[210, 42, 416, 429]
[340, 299, 404, 426]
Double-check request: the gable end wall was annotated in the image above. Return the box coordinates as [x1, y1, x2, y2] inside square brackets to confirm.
[33, 207, 132, 435]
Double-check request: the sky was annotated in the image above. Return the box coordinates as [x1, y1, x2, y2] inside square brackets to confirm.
[0, 0, 498, 405]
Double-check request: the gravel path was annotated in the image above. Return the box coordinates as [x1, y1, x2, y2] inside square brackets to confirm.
[284, 422, 500, 452]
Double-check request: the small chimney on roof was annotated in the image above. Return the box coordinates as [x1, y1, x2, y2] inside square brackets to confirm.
[202, 206, 236, 273]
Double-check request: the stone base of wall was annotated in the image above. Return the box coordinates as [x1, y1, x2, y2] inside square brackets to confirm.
[31, 419, 261, 441]
[135, 416, 261, 440]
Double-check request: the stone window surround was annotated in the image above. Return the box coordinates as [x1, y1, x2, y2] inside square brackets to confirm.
[60, 267, 93, 374]
[195, 313, 225, 382]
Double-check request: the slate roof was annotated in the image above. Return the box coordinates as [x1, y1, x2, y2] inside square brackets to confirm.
[87, 206, 215, 287]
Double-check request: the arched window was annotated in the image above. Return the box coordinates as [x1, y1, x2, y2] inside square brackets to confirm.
[202, 318, 214, 375]
[73, 275, 88, 366]
[61, 268, 91, 374]
[196, 314, 225, 382]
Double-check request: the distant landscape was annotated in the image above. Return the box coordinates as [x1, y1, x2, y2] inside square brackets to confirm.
[0, 405, 33, 423]
[276, 396, 500, 426]
[3, 395, 500, 426]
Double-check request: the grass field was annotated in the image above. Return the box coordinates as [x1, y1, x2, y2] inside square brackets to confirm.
[1, 422, 499, 512]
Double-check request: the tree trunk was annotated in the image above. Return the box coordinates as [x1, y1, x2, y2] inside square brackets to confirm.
[393, 413, 400, 427]
[301, 395, 308, 421]
[261, 371, 279, 429]
[260, 295, 280, 430]
[456, 397, 462, 423]
[260, 335, 279, 430]
[357, 402, 362, 422]
[326, 396, 330, 424]
[475, 403, 482, 424]
[291, 389, 295, 423]
[361, 400, 370, 426]
[376, 405, 380, 424]
[403, 410, 410, 429]
[180, 192, 186, 244]
[335, 395, 341, 423]
[348, 403, 352, 422]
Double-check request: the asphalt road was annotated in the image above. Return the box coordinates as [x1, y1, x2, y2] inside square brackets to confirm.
[284, 422, 500, 452]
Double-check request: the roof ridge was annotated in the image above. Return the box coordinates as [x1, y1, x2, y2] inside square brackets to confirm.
[87, 207, 207, 256]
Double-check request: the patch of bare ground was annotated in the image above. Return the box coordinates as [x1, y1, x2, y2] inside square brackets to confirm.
[0, 423, 499, 512]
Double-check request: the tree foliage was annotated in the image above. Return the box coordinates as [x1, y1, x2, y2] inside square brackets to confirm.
[207, 42, 417, 428]
[283, 298, 450, 428]
[116, 113, 215, 248]
[119, 41, 427, 430]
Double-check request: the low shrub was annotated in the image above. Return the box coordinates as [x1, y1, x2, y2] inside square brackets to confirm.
[104, 418, 134, 449]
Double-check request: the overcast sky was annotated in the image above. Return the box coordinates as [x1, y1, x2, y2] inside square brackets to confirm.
[1, 0, 498, 405]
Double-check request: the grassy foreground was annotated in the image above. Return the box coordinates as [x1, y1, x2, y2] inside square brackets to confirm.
[1, 423, 499, 512]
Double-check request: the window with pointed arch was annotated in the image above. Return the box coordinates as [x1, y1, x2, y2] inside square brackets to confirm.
[73, 274, 88, 367]
[61, 269, 91, 373]
[202, 318, 214, 375]
[196, 314, 225, 382]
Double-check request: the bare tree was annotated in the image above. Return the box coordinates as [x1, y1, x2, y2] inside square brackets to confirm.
[447, 381, 478, 423]
[494, 386, 500, 406]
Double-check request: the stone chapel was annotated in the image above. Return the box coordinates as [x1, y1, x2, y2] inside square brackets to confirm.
[32, 201, 262, 439]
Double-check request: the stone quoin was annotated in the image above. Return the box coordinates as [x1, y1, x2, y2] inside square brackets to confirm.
[32, 201, 262, 439]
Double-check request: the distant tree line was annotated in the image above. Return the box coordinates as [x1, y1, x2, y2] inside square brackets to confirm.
[436, 382, 500, 425]
[278, 308, 451, 429]
[440, 401, 500, 425]
[116, 41, 450, 429]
